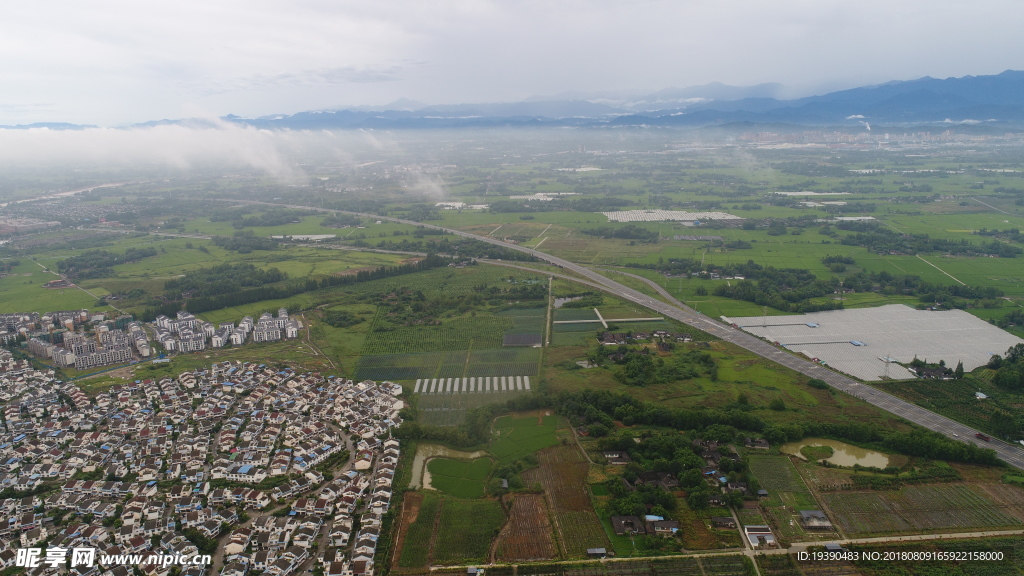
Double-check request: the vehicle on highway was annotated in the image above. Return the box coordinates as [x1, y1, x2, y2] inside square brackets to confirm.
[976, 433, 991, 442]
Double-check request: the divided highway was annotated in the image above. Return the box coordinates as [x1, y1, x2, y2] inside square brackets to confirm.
[233, 199, 1024, 470]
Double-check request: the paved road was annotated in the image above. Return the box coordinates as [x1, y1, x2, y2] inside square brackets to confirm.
[226, 199, 1024, 471]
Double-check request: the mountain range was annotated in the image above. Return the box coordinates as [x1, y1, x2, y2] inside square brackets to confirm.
[5, 70, 1024, 131]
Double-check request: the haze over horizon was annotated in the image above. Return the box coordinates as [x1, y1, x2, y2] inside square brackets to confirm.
[3, 0, 1024, 126]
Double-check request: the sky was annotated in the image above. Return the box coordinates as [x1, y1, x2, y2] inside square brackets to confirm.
[2, 0, 1023, 125]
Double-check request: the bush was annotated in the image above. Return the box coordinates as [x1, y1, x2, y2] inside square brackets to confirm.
[323, 310, 364, 328]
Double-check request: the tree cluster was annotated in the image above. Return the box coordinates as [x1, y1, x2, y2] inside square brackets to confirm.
[589, 345, 716, 387]
[211, 230, 280, 252]
[581, 224, 659, 242]
[839, 223, 1022, 258]
[164, 263, 287, 299]
[143, 254, 452, 320]
[56, 247, 158, 279]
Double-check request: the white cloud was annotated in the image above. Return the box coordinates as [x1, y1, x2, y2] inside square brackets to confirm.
[0, 0, 1022, 124]
[0, 123, 365, 181]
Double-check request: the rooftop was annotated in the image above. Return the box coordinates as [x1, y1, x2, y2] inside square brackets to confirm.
[728, 304, 1023, 381]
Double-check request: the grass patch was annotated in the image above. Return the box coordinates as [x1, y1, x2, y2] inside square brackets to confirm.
[427, 457, 492, 499]
[489, 415, 560, 463]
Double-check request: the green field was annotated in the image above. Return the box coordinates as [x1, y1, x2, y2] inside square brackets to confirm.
[747, 455, 828, 541]
[823, 484, 1024, 536]
[398, 492, 441, 567]
[850, 537, 1023, 576]
[873, 375, 1024, 440]
[0, 259, 103, 313]
[361, 314, 513, 354]
[432, 498, 506, 564]
[490, 415, 560, 462]
[416, 391, 529, 427]
[427, 457, 493, 499]
[353, 347, 541, 382]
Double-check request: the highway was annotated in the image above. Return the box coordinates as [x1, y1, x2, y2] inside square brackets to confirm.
[228, 199, 1024, 470]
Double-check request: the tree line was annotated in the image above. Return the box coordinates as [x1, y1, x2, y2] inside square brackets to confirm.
[397, 388, 1000, 466]
[141, 254, 452, 320]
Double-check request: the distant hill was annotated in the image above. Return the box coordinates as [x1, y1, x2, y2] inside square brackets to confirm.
[10, 70, 1024, 131]
[224, 70, 1024, 130]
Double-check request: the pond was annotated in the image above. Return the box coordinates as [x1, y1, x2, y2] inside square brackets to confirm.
[781, 437, 890, 468]
[409, 443, 488, 489]
[554, 296, 582, 308]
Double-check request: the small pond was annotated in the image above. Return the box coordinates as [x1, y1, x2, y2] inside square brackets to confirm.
[781, 437, 890, 468]
[409, 443, 488, 489]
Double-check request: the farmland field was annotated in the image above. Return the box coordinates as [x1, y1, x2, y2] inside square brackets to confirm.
[524, 444, 610, 558]
[343, 265, 547, 300]
[649, 558, 703, 576]
[472, 556, 751, 576]
[397, 492, 440, 568]
[353, 347, 541, 382]
[850, 537, 1023, 576]
[361, 314, 513, 354]
[432, 498, 506, 564]
[495, 494, 557, 561]
[416, 391, 529, 426]
[498, 307, 547, 337]
[427, 457, 492, 499]
[698, 555, 754, 576]
[747, 455, 832, 541]
[823, 484, 1024, 536]
[874, 376, 1024, 439]
[797, 558, 859, 576]
[748, 455, 806, 492]
[490, 415, 560, 462]
[755, 555, 801, 576]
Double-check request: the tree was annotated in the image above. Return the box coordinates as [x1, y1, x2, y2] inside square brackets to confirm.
[1006, 343, 1024, 364]
[769, 398, 786, 411]
[954, 360, 964, 379]
[687, 491, 709, 510]
[724, 491, 744, 509]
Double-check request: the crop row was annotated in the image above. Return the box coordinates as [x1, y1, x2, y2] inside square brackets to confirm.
[747, 455, 807, 493]
[698, 556, 750, 576]
[398, 492, 441, 568]
[496, 494, 557, 561]
[433, 498, 506, 564]
[824, 484, 1023, 535]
